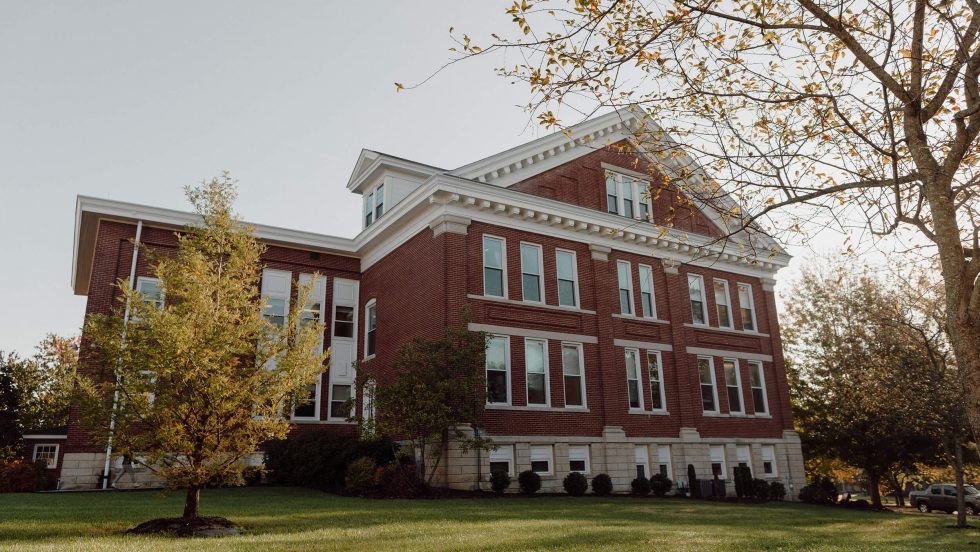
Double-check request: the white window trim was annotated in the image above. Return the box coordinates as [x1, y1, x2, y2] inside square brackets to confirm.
[647, 350, 667, 413]
[487, 334, 512, 406]
[657, 445, 673, 479]
[688, 274, 708, 326]
[634, 445, 650, 478]
[638, 264, 657, 319]
[520, 242, 546, 304]
[363, 298, 377, 360]
[761, 445, 778, 477]
[291, 273, 326, 421]
[749, 360, 770, 416]
[625, 348, 644, 412]
[32, 443, 59, 469]
[524, 338, 551, 407]
[561, 342, 587, 409]
[530, 444, 554, 475]
[482, 234, 508, 299]
[738, 283, 759, 332]
[327, 278, 358, 423]
[617, 260, 635, 315]
[713, 278, 734, 329]
[698, 356, 720, 414]
[709, 445, 728, 480]
[135, 276, 164, 308]
[568, 444, 591, 474]
[555, 248, 581, 308]
[605, 170, 654, 222]
[489, 445, 515, 476]
[723, 358, 745, 415]
[327, 383, 354, 421]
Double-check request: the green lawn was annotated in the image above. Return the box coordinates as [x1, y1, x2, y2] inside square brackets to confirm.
[0, 487, 977, 551]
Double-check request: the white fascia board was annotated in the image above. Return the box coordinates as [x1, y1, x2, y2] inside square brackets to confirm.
[346, 150, 443, 194]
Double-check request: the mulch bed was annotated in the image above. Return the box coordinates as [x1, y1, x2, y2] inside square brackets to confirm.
[127, 516, 239, 537]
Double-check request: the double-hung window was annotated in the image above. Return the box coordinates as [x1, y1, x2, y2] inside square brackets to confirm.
[363, 185, 385, 228]
[329, 384, 351, 418]
[638, 264, 656, 318]
[748, 361, 769, 415]
[606, 173, 620, 214]
[489, 445, 515, 476]
[657, 445, 673, 478]
[710, 445, 727, 479]
[525, 338, 549, 406]
[261, 269, 291, 328]
[723, 359, 743, 414]
[625, 349, 643, 410]
[635, 445, 650, 478]
[738, 283, 757, 331]
[364, 191, 374, 227]
[375, 183, 384, 220]
[530, 445, 553, 475]
[714, 279, 733, 328]
[136, 277, 164, 309]
[648, 352, 666, 411]
[555, 249, 579, 308]
[33, 444, 59, 469]
[486, 335, 510, 405]
[562, 343, 586, 408]
[520, 243, 544, 303]
[688, 274, 707, 325]
[605, 171, 653, 221]
[568, 445, 590, 473]
[483, 236, 506, 298]
[617, 260, 634, 315]
[622, 180, 635, 218]
[761, 445, 778, 477]
[698, 357, 719, 413]
[364, 300, 377, 358]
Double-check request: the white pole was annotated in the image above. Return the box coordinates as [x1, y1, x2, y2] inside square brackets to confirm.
[101, 220, 142, 489]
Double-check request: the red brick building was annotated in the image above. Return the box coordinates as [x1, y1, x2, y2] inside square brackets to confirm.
[60, 110, 803, 495]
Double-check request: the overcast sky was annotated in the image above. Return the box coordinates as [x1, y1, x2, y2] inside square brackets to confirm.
[0, 1, 844, 355]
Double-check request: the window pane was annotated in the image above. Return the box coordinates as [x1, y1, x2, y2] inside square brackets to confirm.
[739, 285, 755, 331]
[486, 337, 508, 404]
[618, 262, 632, 315]
[483, 237, 503, 268]
[606, 174, 619, 214]
[689, 275, 706, 323]
[715, 281, 731, 327]
[626, 350, 640, 409]
[330, 385, 351, 418]
[375, 184, 384, 218]
[556, 251, 575, 280]
[333, 306, 354, 338]
[520, 244, 540, 275]
[648, 354, 663, 410]
[487, 371, 508, 403]
[698, 358, 716, 411]
[558, 280, 576, 307]
[562, 344, 584, 407]
[639, 200, 649, 221]
[531, 461, 550, 473]
[485, 267, 504, 297]
[526, 340, 547, 405]
[294, 383, 317, 418]
[570, 460, 586, 472]
[490, 461, 509, 475]
[522, 274, 541, 302]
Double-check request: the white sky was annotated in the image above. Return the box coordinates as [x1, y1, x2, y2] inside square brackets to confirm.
[0, 1, 849, 356]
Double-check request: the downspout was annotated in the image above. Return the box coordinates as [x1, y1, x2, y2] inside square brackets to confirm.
[101, 220, 142, 489]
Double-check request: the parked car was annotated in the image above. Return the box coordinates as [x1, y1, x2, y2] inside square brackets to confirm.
[909, 484, 980, 514]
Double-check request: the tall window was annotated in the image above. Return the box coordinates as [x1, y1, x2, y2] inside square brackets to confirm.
[688, 274, 707, 325]
[606, 173, 619, 214]
[568, 445, 590, 473]
[329, 384, 351, 418]
[520, 243, 544, 303]
[748, 361, 769, 414]
[483, 236, 506, 298]
[617, 260, 634, 315]
[136, 277, 164, 309]
[724, 359, 743, 414]
[525, 338, 549, 406]
[562, 343, 585, 408]
[556, 249, 579, 307]
[375, 183, 384, 220]
[364, 191, 374, 227]
[648, 352, 665, 411]
[638, 264, 656, 318]
[530, 445, 554, 475]
[714, 279, 733, 328]
[364, 300, 377, 357]
[261, 269, 291, 328]
[657, 445, 672, 478]
[698, 357, 718, 413]
[622, 180, 635, 218]
[625, 349, 642, 410]
[635, 445, 650, 478]
[761, 445, 778, 477]
[32, 444, 59, 469]
[710, 445, 727, 479]
[605, 170, 653, 220]
[736, 445, 752, 471]
[294, 274, 325, 420]
[489, 445, 514, 476]
[738, 283, 757, 331]
[486, 336, 510, 405]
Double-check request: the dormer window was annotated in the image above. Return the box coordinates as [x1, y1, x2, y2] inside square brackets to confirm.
[605, 170, 653, 222]
[363, 184, 386, 228]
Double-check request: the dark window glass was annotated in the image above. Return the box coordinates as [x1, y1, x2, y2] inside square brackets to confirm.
[531, 461, 550, 473]
[490, 461, 509, 475]
[293, 383, 317, 418]
[330, 385, 351, 418]
[334, 306, 354, 338]
[636, 465, 646, 478]
[712, 463, 723, 477]
[763, 461, 773, 474]
[570, 460, 586, 472]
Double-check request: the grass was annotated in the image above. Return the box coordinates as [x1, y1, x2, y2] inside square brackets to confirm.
[1, 486, 978, 551]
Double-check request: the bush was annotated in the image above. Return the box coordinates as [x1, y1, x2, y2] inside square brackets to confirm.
[563, 472, 588, 496]
[769, 481, 786, 501]
[650, 473, 672, 497]
[852, 498, 870, 510]
[591, 473, 613, 496]
[631, 476, 651, 496]
[242, 466, 263, 486]
[751, 478, 770, 501]
[344, 457, 379, 496]
[518, 470, 542, 495]
[489, 470, 511, 494]
[800, 476, 838, 505]
[376, 461, 419, 498]
[688, 464, 701, 498]
[733, 466, 753, 499]
[0, 459, 55, 493]
[818, 476, 838, 503]
[712, 475, 727, 499]
[264, 433, 396, 491]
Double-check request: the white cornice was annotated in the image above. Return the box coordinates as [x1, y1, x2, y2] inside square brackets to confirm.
[345, 149, 444, 194]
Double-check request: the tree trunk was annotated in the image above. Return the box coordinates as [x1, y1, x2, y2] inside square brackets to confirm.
[868, 474, 883, 510]
[955, 442, 967, 528]
[183, 484, 201, 520]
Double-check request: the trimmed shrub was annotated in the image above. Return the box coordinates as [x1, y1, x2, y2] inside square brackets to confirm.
[769, 481, 786, 501]
[0, 459, 55, 493]
[631, 476, 651, 496]
[818, 476, 838, 503]
[751, 478, 770, 501]
[344, 457, 379, 496]
[563, 472, 588, 496]
[688, 464, 701, 498]
[799, 477, 837, 505]
[489, 470, 511, 494]
[650, 473, 672, 497]
[265, 433, 396, 492]
[733, 466, 753, 499]
[518, 470, 542, 495]
[591, 473, 613, 496]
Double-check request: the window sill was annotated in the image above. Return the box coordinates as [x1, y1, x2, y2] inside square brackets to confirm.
[683, 324, 770, 337]
[612, 314, 670, 325]
[468, 294, 596, 315]
[750, 414, 772, 419]
[363, 354, 376, 361]
[486, 404, 591, 413]
[629, 410, 670, 416]
[290, 419, 356, 425]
